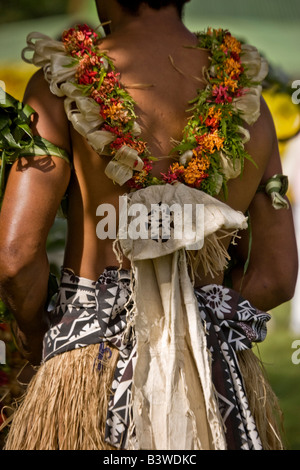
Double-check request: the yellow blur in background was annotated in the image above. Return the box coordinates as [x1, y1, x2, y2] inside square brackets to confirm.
[0, 63, 35, 102]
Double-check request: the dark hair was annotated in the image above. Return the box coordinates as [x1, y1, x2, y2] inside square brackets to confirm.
[116, 0, 188, 16]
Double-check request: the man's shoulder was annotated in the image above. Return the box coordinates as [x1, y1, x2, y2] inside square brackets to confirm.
[23, 68, 64, 109]
[23, 68, 71, 154]
[245, 96, 277, 165]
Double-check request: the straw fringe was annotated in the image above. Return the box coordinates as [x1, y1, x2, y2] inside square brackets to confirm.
[237, 348, 285, 450]
[186, 230, 236, 284]
[2, 340, 284, 450]
[3, 344, 119, 450]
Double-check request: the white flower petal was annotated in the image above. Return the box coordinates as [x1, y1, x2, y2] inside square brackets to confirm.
[219, 152, 241, 180]
[104, 160, 134, 186]
[241, 44, 269, 82]
[87, 130, 116, 153]
[114, 145, 144, 171]
[233, 86, 262, 125]
[179, 150, 193, 165]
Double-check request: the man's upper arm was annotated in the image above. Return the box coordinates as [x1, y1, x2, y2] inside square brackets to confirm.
[0, 70, 72, 267]
[231, 98, 298, 298]
[23, 68, 72, 156]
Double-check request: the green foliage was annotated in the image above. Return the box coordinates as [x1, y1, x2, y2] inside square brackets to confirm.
[0, 91, 35, 204]
[0, 299, 12, 323]
[0, 88, 70, 205]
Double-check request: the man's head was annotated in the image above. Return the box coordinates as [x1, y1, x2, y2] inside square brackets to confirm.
[115, 1, 189, 16]
[95, 0, 190, 34]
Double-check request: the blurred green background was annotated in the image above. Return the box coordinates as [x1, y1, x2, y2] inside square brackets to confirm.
[0, 0, 299, 450]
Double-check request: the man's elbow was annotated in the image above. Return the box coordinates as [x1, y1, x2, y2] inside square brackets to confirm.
[0, 247, 21, 284]
[0, 245, 41, 293]
[282, 269, 298, 303]
[272, 259, 298, 306]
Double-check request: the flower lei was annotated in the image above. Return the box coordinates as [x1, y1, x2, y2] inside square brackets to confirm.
[60, 25, 266, 195]
[60, 25, 266, 196]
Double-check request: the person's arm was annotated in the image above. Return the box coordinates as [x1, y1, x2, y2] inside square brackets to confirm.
[0, 70, 71, 364]
[230, 193, 297, 311]
[228, 113, 298, 311]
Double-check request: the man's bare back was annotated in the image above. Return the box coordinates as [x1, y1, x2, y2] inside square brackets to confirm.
[64, 10, 214, 279]
[22, 7, 274, 280]
[57, 7, 283, 285]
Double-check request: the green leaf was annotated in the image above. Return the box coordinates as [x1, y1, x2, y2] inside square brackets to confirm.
[243, 210, 252, 275]
[0, 150, 7, 200]
[1, 126, 24, 149]
[21, 103, 35, 119]
[15, 122, 33, 138]
[0, 91, 19, 109]
[0, 298, 12, 323]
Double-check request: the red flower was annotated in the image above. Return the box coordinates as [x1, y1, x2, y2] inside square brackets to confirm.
[205, 116, 219, 130]
[161, 163, 185, 184]
[78, 70, 98, 85]
[230, 51, 241, 62]
[62, 24, 99, 58]
[212, 85, 232, 104]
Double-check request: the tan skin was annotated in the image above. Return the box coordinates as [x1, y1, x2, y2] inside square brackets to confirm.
[0, 2, 297, 364]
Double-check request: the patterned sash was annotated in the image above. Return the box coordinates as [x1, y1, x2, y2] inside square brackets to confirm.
[43, 268, 270, 450]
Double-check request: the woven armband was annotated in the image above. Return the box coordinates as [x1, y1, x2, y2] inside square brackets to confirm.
[257, 174, 289, 210]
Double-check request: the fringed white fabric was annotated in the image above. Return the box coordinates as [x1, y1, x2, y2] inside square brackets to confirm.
[105, 146, 145, 186]
[241, 44, 269, 83]
[233, 86, 263, 126]
[116, 183, 248, 450]
[232, 44, 268, 126]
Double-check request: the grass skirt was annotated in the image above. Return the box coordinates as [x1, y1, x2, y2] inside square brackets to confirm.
[2, 345, 284, 450]
[3, 344, 118, 450]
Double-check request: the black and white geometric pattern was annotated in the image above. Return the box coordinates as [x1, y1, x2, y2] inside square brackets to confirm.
[43, 269, 270, 450]
[43, 267, 135, 448]
[194, 285, 270, 450]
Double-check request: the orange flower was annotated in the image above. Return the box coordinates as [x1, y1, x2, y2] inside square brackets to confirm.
[75, 53, 103, 85]
[183, 156, 210, 187]
[207, 106, 222, 120]
[126, 139, 148, 156]
[223, 77, 239, 93]
[224, 57, 243, 78]
[205, 106, 223, 128]
[222, 34, 242, 55]
[162, 162, 185, 184]
[102, 101, 130, 123]
[195, 132, 224, 154]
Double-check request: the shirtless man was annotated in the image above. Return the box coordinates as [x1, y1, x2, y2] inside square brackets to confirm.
[0, 0, 298, 450]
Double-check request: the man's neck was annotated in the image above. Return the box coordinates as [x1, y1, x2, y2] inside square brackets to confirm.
[103, 4, 187, 38]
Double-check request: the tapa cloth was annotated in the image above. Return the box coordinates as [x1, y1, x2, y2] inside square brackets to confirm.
[116, 183, 250, 450]
[43, 266, 270, 450]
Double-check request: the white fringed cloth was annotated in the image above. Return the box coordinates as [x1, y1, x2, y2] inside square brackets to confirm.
[113, 183, 263, 450]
